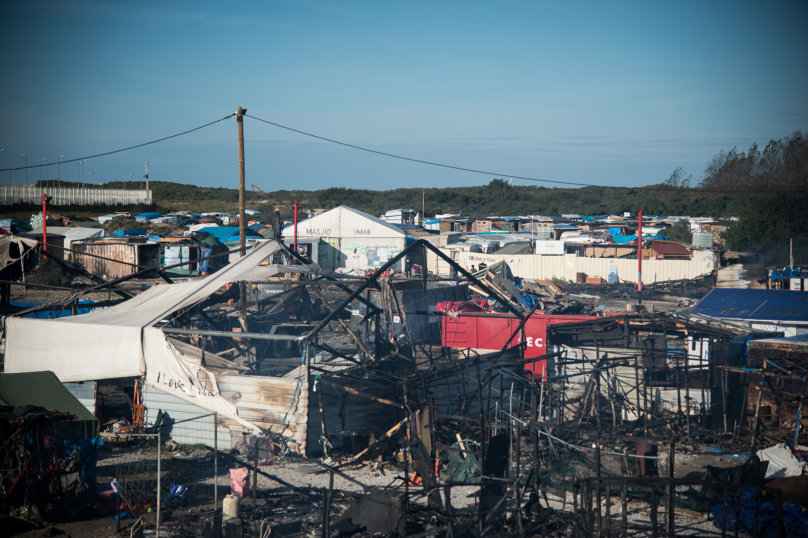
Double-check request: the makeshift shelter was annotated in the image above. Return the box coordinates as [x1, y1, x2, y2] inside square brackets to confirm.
[3, 241, 320, 450]
[0, 371, 98, 439]
[294, 205, 408, 271]
[62, 227, 113, 253]
[645, 242, 692, 260]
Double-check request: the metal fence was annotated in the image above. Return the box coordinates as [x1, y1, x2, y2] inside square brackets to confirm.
[104, 413, 221, 535]
[0, 185, 152, 206]
[157, 412, 220, 511]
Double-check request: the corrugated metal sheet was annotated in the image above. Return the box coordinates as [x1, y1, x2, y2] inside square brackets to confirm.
[72, 242, 160, 279]
[142, 384, 234, 449]
[217, 374, 309, 452]
[143, 373, 310, 452]
[63, 381, 96, 415]
[426, 249, 715, 284]
[692, 288, 808, 322]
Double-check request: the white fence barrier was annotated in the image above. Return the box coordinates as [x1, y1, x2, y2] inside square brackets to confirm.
[427, 249, 716, 285]
[0, 185, 152, 206]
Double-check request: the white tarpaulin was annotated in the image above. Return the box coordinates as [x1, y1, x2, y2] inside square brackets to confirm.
[757, 443, 808, 478]
[4, 240, 292, 379]
[3, 240, 321, 433]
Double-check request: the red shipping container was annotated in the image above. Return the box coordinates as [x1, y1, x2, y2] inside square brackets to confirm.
[441, 312, 597, 378]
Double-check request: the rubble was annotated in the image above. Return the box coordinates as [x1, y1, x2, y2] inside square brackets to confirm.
[1, 228, 807, 538]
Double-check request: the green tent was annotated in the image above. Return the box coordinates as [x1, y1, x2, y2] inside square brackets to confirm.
[0, 371, 98, 440]
[496, 242, 535, 255]
[467, 260, 512, 280]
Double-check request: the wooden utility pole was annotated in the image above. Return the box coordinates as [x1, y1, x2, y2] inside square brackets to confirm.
[237, 107, 247, 257]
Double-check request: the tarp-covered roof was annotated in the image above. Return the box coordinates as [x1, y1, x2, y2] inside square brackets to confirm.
[197, 226, 261, 238]
[496, 242, 535, 255]
[691, 288, 808, 322]
[0, 371, 98, 439]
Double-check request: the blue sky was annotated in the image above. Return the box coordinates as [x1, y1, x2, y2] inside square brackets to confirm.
[1, 0, 806, 191]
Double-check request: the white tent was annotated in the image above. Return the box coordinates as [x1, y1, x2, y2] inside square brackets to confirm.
[30, 227, 112, 252]
[3, 241, 314, 436]
[294, 205, 407, 271]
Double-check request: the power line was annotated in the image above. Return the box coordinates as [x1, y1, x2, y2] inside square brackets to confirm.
[245, 114, 589, 188]
[245, 113, 807, 194]
[0, 114, 235, 173]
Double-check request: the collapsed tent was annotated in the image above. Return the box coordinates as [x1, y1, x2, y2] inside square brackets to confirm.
[0, 236, 38, 280]
[3, 241, 318, 445]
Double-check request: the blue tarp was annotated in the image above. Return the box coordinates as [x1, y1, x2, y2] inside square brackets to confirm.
[609, 227, 623, 236]
[60, 436, 103, 492]
[612, 234, 669, 244]
[770, 267, 807, 279]
[712, 488, 808, 537]
[691, 288, 808, 322]
[135, 212, 161, 220]
[196, 226, 260, 238]
[10, 300, 96, 319]
[113, 229, 146, 236]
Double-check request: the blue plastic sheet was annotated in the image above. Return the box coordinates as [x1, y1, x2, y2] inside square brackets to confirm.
[13, 300, 96, 318]
[0, 301, 97, 328]
[712, 488, 808, 537]
[612, 234, 669, 244]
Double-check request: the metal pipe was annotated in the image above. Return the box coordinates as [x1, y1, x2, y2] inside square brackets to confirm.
[161, 327, 301, 341]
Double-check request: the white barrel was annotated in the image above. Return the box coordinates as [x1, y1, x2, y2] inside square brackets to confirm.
[223, 494, 239, 519]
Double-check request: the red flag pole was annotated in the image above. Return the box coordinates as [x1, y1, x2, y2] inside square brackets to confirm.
[637, 209, 643, 305]
[42, 194, 47, 256]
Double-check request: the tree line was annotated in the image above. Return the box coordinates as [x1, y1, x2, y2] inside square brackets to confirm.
[143, 130, 808, 265]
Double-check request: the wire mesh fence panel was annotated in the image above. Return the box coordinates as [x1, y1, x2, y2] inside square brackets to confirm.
[106, 434, 161, 521]
[157, 413, 219, 510]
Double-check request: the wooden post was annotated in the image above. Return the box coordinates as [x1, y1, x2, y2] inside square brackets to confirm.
[643, 357, 649, 436]
[321, 470, 333, 538]
[621, 484, 628, 536]
[685, 350, 691, 438]
[253, 436, 258, 507]
[667, 442, 675, 536]
[236, 106, 247, 258]
[751, 363, 767, 452]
